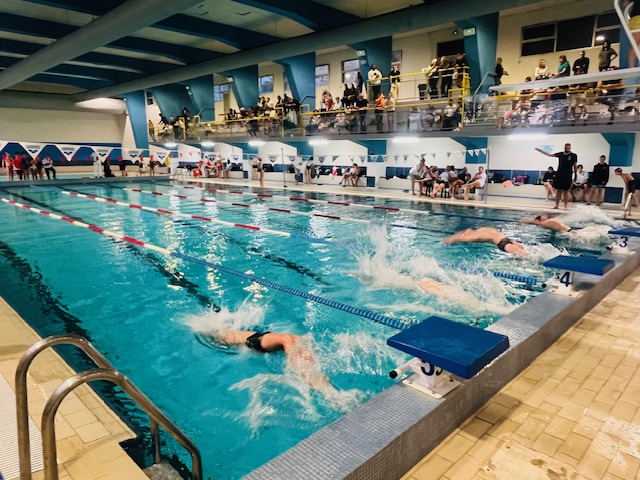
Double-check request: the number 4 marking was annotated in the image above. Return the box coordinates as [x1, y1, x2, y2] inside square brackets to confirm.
[560, 271, 572, 287]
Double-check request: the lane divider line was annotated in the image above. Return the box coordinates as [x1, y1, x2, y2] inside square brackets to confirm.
[121, 187, 370, 225]
[60, 191, 292, 237]
[0, 196, 408, 331]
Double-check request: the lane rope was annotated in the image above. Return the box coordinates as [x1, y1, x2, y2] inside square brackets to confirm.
[1, 195, 408, 331]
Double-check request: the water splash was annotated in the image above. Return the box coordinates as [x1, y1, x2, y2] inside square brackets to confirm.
[561, 205, 619, 227]
[328, 332, 407, 376]
[183, 300, 267, 344]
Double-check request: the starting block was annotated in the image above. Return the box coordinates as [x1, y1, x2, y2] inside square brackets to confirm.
[387, 316, 509, 398]
[608, 227, 640, 254]
[543, 255, 614, 296]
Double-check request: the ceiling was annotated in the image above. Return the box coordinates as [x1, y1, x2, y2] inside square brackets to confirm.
[0, 0, 428, 97]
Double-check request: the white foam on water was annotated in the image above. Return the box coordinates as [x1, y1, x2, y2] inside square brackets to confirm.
[561, 205, 618, 226]
[183, 300, 267, 342]
[328, 333, 407, 376]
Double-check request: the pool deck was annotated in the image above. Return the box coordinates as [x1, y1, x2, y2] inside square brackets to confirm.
[0, 176, 638, 480]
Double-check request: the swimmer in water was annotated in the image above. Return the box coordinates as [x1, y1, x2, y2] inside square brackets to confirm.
[443, 227, 528, 256]
[217, 329, 337, 395]
[519, 214, 574, 233]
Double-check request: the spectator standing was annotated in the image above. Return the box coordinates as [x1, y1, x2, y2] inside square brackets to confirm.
[374, 92, 386, 132]
[426, 59, 439, 98]
[42, 156, 56, 180]
[181, 106, 191, 132]
[598, 40, 619, 71]
[494, 57, 508, 85]
[13, 154, 23, 180]
[572, 50, 590, 75]
[556, 55, 570, 77]
[439, 56, 453, 98]
[535, 144, 578, 210]
[356, 94, 368, 132]
[356, 71, 364, 96]
[454, 53, 467, 88]
[587, 155, 609, 206]
[368, 64, 382, 101]
[409, 158, 427, 195]
[2, 152, 13, 181]
[159, 113, 170, 126]
[534, 59, 549, 80]
[389, 64, 401, 98]
[148, 120, 156, 141]
[386, 92, 396, 132]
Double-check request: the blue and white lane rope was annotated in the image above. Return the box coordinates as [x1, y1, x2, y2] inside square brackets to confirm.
[0, 196, 408, 331]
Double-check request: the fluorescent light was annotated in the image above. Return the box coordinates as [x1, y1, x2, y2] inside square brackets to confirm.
[201, 141, 215, 147]
[308, 139, 329, 146]
[248, 140, 266, 146]
[507, 134, 548, 141]
[596, 35, 605, 42]
[165, 142, 177, 148]
[392, 137, 420, 144]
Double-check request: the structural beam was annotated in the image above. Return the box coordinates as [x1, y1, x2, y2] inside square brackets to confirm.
[73, 0, 545, 101]
[0, 0, 204, 91]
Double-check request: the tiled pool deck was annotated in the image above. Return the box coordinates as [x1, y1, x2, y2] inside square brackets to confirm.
[1, 177, 638, 479]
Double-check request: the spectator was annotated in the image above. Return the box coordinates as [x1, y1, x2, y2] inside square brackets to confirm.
[343, 83, 356, 108]
[587, 155, 609, 206]
[535, 143, 578, 210]
[450, 166, 470, 197]
[374, 92, 386, 132]
[181, 106, 191, 131]
[2, 152, 13, 181]
[386, 92, 396, 132]
[597, 67, 624, 124]
[21, 154, 30, 180]
[519, 76, 534, 96]
[417, 165, 439, 196]
[118, 157, 128, 177]
[420, 104, 437, 132]
[148, 120, 156, 141]
[42, 155, 56, 180]
[356, 94, 368, 132]
[425, 59, 439, 98]
[542, 166, 556, 200]
[104, 157, 115, 177]
[626, 0, 640, 67]
[149, 156, 156, 175]
[571, 164, 588, 201]
[439, 56, 453, 97]
[159, 113, 170, 126]
[368, 64, 382, 100]
[572, 50, 590, 75]
[409, 158, 427, 195]
[454, 53, 467, 88]
[92, 150, 102, 178]
[535, 59, 550, 80]
[430, 165, 452, 197]
[356, 71, 364, 96]
[13, 154, 23, 180]
[462, 166, 487, 201]
[599, 40, 618, 71]
[442, 98, 459, 131]
[32, 157, 44, 180]
[556, 55, 570, 77]
[494, 57, 508, 85]
[389, 64, 401, 98]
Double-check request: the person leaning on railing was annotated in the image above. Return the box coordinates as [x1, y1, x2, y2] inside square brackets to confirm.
[425, 59, 439, 98]
[439, 56, 453, 97]
[454, 53, 467, 88]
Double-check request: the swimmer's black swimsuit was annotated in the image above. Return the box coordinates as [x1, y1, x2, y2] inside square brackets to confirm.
[245, 331, 270, 352]
[496, 237, 514, 252]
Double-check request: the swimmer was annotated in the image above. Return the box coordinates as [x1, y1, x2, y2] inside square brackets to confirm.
[218, 329, 337, 395]
[442, 227, 528, 256]
[519, 214, 573, 233]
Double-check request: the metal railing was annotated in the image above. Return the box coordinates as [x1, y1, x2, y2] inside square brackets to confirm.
[15, 334, 202, 480]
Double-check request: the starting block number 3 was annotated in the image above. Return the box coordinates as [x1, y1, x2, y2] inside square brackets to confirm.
[618, 236, 629, 249]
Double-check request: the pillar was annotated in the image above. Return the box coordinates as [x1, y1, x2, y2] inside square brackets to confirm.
[456, 13, 499, 93]
[184, 75, 215, 121]
[223, 65, 259, 110]
[276, 53, 315, 104]
[122, 90, 149, 149]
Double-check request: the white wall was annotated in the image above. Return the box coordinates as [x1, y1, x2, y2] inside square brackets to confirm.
[498, 0, 619, 84]
[0, 108, 128, 144]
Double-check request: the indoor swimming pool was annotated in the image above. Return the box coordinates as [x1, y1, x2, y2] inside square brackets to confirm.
[0, 180, 619, 479]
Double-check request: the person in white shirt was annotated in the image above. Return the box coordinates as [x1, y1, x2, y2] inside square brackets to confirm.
[571, 164, 588, 202]
[368, 64, 382, 100]
[430, 166, 452, 198]
[92, 151, 102, 178]
[463, 166, 487, 201]
[408, 158, 427, 195]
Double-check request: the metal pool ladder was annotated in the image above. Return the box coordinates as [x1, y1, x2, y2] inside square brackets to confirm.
[15, 334, 203, 480]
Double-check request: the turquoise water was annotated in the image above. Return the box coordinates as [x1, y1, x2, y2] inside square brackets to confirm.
[0, 180, 612, 479]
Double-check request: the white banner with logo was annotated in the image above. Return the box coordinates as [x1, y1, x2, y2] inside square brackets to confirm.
[19, 142, 46, 159]
[57, 144, 81, 162]
[123, 149, 142, 162]
[91, 146, 114, 162]
[149, 146, 170, 164]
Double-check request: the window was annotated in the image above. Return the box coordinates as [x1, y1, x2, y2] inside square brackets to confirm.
[259, 75, 274, 94]
[145, 90, 155, 106]
[315, 64, 329, 87]
[213, 83, 229, 102]
[521, 12, 621, 56]
[342, 59, 360, 84]
[437, 40, 465, 58]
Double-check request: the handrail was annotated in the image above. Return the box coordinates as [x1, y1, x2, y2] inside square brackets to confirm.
[15, 334, 202, 480]
[42, 368, 202, 480]
[615, 0, 640, 67]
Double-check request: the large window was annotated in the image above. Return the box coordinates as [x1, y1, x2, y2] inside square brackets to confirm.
[213, 83, 229, 102]
[259, 75, 274, 94]
[315, 64, 329, 87]
[342, 59, 360, 84]
[521, 12, 620, 56]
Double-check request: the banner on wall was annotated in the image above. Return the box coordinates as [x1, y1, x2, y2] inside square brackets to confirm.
[203, 152, 217, 161]
[123, 149, 141, 161]
[268, 155, 277, 163]
[153, 149, 170, 163]
[57, 144, 81, 162]
[0, 141, 8, 152]
[91, 146, 114, 162]
[18, 142, 46, 159]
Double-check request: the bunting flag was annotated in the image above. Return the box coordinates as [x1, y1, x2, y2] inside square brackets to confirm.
[403, 154, 409, 162]
[18, 142, 46, 159]
[0, 141, 8, 152]
[91, 146, 114, 162]
[152, 150, 170, 163]
[468, 150, 475, 156]
[268, 155, 277, 163]
[360, 155, 366, 163]
[446, 152, 451, 158]
[474, 149, 480, 156]
[57, 144, 81, 162]
[368, 155, 378, 163]
[289, 156, 296, 163]
[481, 148, 487, 154]
[394, 155, 399, 162]
[377, 155, 385, 163]
[318, 156, 325, 163]
[431, 153, 436, 159]
[123, 149, 141, 161]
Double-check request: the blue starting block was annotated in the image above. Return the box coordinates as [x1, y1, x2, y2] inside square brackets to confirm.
[387, 316, 509, 398]
[543, 255, 615, 296]
[609, 227, 640, 254]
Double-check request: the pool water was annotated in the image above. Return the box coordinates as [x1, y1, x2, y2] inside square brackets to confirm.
[0, 180, 613, 479]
